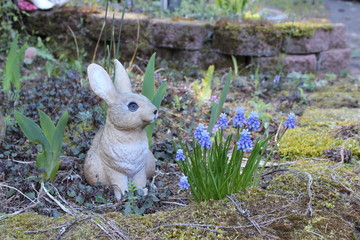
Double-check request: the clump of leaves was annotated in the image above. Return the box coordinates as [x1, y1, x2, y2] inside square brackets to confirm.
[122, 181, 160, 215]
[14, 110, 68, 181]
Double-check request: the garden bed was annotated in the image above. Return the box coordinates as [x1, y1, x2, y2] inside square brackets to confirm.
[0, 59, 359, 238]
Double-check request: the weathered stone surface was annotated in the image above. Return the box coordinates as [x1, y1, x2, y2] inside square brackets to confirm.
[317, 48, 351, 73]
[150, 19, 210, 50]
[329, 23, 347, 49]
[22, 7, 350, 73]
[156, 48, 237, 69]
[24, 7, 96, 60]
[86, 11, 151, 43]
[213, 22, 282, 57]
[255, 54, 317, 73]
[283, 29, 332, 54]
[284, 55, 317, 73]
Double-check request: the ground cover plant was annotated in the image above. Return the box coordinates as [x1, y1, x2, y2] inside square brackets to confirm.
[0, 0, 359, 239]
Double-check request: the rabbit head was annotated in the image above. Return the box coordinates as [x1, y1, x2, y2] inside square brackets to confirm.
[88, 60, 158, 131]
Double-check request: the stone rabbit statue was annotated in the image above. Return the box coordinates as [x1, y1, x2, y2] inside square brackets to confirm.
[84, 59, 157, 200]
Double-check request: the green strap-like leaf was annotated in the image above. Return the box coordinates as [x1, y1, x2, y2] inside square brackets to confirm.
[152, 83, 167, 108]
[51, 111, 69, 154]
[142, 53, 156, 100]
[3, 35, 19, 91]
[14, 110, 50, 151]
[39, 110, 56, 143]
[208, 68, 232, 133]
[48, 160, 61, 181]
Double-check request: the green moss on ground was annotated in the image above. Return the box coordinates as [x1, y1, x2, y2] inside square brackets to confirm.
[1, 159, 359, 239]
[279, 108, 360, 158]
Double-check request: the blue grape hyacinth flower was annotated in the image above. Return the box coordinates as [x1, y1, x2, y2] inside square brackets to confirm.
[175, 149, 186, 161]
[233, 107, 247, 128]
[194, 123, 205, 141]
[273, 75, 280, 84]
[284, 113, 296, 129]
[198, 129, 211, 149]
[179, 176, 190, 189]
[246, 111, 260, 131]
[237, 129, 253, 152]
[217, 113, 228, 129]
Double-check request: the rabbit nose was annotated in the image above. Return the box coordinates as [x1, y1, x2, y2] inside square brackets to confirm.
[153, 109, 158, 115]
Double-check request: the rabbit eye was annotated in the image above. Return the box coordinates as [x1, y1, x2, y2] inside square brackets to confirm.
[127, 102, 139, 112]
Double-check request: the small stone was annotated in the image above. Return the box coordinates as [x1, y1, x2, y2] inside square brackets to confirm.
[24, 47, 37, 64]
[317, 48, 351, 73]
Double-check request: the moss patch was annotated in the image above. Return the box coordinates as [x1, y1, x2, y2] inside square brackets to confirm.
[1, 159, 358, 239]
[279, 108, 360, 158]
[215, 20, 333, 39]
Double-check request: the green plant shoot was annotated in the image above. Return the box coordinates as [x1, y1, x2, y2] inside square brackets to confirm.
[141, 53, 167, 146]
[192, 65, 214, 103]
[14, 110, 69, 181]
[208, 68, 232, 133]
[3, 34, 27, 91]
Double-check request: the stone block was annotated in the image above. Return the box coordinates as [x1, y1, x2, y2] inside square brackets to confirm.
[86, 11, 151, 43]
[329, 23, 347, 49]
[255, 54, 317, 73]
[150, 19, 209, 50]
[283, 29, 331, 54]
[317, 48, 351, 73]
[156, 48, 238, 69]
[213, 21, 282, 57]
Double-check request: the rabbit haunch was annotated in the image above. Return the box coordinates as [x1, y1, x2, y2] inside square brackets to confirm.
[84, 59, 157, 200]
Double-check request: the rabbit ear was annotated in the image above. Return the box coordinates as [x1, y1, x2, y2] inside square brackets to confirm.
[114, 59, 132, 93]
[88, 63, 117, 105]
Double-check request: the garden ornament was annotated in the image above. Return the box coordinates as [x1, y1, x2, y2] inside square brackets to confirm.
[84, 59, 157, 200]
[19, 0, 69, 11]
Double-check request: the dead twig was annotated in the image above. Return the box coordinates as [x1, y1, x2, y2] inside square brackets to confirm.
[288, 170, 314, 216]
[160, 201, 188, 206]
[261, 169, 314, 216]
[55, 216, 91, 240]
[128, 18, 140, 69]
[228, 194, 263, 235]
[41, 182, 77, 215]
[24, 216, 91, 239]
[148, 222, 253, 233]
[329, 137, 360, 202]
[0, 183, 37, 204]
[0, 184, 44, 221]
[91, 214, 129, 240]
[92, 21, 106, 62]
